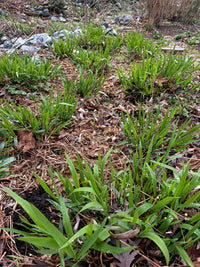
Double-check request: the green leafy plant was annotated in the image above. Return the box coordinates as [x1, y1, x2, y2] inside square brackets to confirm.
[62, 68, 107, 99]
[4, 150, 136, 266]
[0, 142, 15, 177]
[41, 149, 113, 216]
[74, 47, 111, 73]
[0, 53, 61, 88]
[120, 105, 200, 155]
[160, 52, 199, 91]
[51, 36, 78, 59]
[0, 89, 77, 136]
[109, 160, 200, 266]
[118, 52, 199, 97]
[117, 105, 200, 193]
[175, 33, 184, 40]
[188, 37, 196, 45]
[126, 31, 160, 58]
[4, 85, 27, 95]
[4, 187, 111, 267]
[153, 30, 164, 40]
[104, 35, 123, 54]
[0, 30, 4, 37]
[46, 21, 68, 35]
[76, 24, 105, 49]
[4, 145, 200, 266]
[118, 55, 160, 97]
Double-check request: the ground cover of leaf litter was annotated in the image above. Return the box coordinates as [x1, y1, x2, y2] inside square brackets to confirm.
[0, 0, 200, 266]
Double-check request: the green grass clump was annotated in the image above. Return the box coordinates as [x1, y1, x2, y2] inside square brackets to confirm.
[0, 89, 77, 137]
[126, 31, 160, 58]
[120, 105, 200, 154]
[118, 105, 200, 192]
[74, 47, 111, 73]
[51, 36, 78, 59]
[62, 68, 107, 99]
[76, 24, 105, 49]
[118, 52, 199, 97]
[0, 53, 61, 88]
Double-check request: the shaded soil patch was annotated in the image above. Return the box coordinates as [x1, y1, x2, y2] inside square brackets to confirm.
[4, 186, 58, 258]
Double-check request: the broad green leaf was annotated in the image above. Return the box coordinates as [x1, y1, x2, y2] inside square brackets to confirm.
[65, 153, 80, 189]
[140, 232, 169, 265]
[60, 197, 74, 239]
[136, 203, 153, 217]
[80, 201, 104, 213]
[176, 245, 194, 267]
[93, 242, 137, 254]
[34, 172, 57, 202]
[151, 197, 175, 212]
[18, 236, 59, 249]
[76, 218, 107, 263]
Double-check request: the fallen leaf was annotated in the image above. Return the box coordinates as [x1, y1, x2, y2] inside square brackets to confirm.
[110, 225, 140, 239]
[112, 105, 127, 113]
[113, 248, 139, 267]
[154, 75, 169, 87]
[18, 130, 35, 153]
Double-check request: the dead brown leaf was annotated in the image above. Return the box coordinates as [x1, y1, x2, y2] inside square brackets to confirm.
[18, 130, 35, 153]
[154, 75, 169, 87]
[113, 245, 139, 267]
[110, 225, 140, 240]
[112, 105, 127, 113]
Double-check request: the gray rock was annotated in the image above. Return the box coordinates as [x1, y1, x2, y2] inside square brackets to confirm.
[104, 16, 111, 21]
[115, 2, 122, 9]
[126, 5, 135, 11]
[105, 28, 117, 36]
[21, 45, 40, 53]
[30, 7, 35, 12]
[13, 37, 26, 48]
[51, 16, 58, 21]
[25, 5, 31, 9]
[100, 21, 109, 29]
[73, 27, 83, 37]
[3, 41, 12, 49]
[43, 8, 50, 17]
[19, 19, 27, 23]
[123, 15, 134, 20]
[38, 5, 43, 11]
[58, 14, 66, 22]
[28, 33, 51, 46]
[20, 13, 27, 18]
[73, 17, 80, 22]
[111, 15, 120, 24]
[11, 37, 17, 43]
[54, 30, 70, 40]
[43, 1, 48, 5]
[119, 14, 134, 25]
[1, 36, 8, 42]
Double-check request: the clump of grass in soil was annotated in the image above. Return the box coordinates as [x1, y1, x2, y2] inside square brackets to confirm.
[0, 53, 62, 89]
